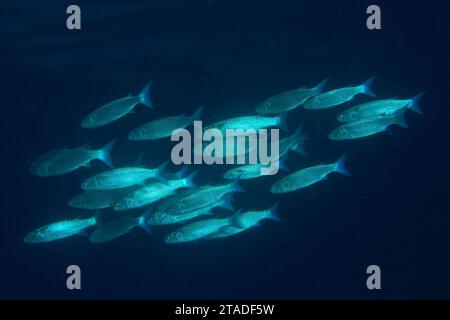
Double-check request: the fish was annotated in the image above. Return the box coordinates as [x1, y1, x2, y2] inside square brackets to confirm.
[204, 113, 288, 134]
[68, 187, 138, 210]
[157, 181, 244, 215]
[206, 203, 281, 239]
[24, 216, 98, 243]
[337, 92, 424, 122]
[164, 213, 241, 244]
[255, 78, 328, 114]
[129, 106, 203, 141]
[304, 78, 375, 110]
[89, 215, 149, 243]
[278, 123, 309, 158]
[270, 154, 350, 194]
[113, 171, 197, 211]
[329, 109, 408, 141]
[29, 140, 115, 177]
[223, 159, 288, 180]
[81, 81, 153, 129]
[81, 161, 168, 191]
[146, 198, 231, 225]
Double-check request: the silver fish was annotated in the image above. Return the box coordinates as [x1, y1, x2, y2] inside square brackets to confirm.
[205, 113, 288, 133]
[271, 155, 350, 193]
[164, 214, 240, 244]
[329, 110, 408, 141]
[113, 171, 197, 211]
[146, 198, 230, 226]
[89, 215, 148, 243]
[24, 216, 97, 243]
[207, 203, 280, 239]
[129, 106, 203, 141]
[304, 78, 375, 110]
[256, 79, 328, 114]
[81, 82, 153, 129]
[337, 92, 424, 122]
[30, 140, 115, 177]
[157, 181, 243, 215]
[81, 161, 168, 191]
[68, 187, 138, 210]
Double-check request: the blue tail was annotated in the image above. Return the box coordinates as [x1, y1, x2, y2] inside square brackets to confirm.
[139, 81, 154, 109]
[393, 109, 408, 129]
[335, 154, 351, 176]
[267, 202, 281, 222]
[278, 158, 289, 172]
[231, 180, 246, 193]
[290, 123, 308, 156]
[184, 170, 198, 188]
[277, 113, 289, 132]
[191, 105, 204, 121]
[229, 210, 245, 229]
[98, 139, 116, 168]
[138, 215, 152, 234]
[220, 193, 235, 211]
[313, 77, 330, 93]
[408, 92, 425, 115]
[360, 77, 376, 97]
[156, 160, 169, 176]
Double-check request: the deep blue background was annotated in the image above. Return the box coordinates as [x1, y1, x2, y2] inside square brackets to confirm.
[0, 0, 449, 299]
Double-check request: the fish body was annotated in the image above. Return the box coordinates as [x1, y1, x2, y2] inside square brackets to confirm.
[68, 187, 137, 210]
[81, 82, 153, 129]
[158, 181, 243, 215]
[164, 217, 235, 244]
[89, 216, 145, 243]
[30, 140, 115, 177]
[223, 162, 284, 180]
[271, 155, 349, 193]
[207, 203, 280, 239]
[113, 172, 196, 211]
[304, 78, 375, 110]
[205, 113, 287, 133]
[337, 93, 424, 122]
[81, 162, 166, 191]
[329, 110, 408, 141]
[24, 217, 97, 243]
[129, 106, 202, 141]
[146, 200, 226, 225]
[256, 79, 328, 114]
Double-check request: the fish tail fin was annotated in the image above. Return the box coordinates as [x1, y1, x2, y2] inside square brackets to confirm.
[231, 179, 246, 193]
[184, 170, 198, 188]
[313, 77, 330, 93]
[157, 160, 169, 176]
[278, 158, 289, 172]
[229, 210, 245, 229]
[408, 91, 425, 115]
[277, 112, 289, 132]
[361, 77, 376, 97]
[139, 81, 154, 109]
[93, 210, 104, 226]
[394, 109, 408, 129]
[335, 154, 351, 176]
[98, 139, 116, 168]
[268, 202, 282, 222]
[290, 123, 308, 156]
[191, 105, 204, 121]
[220, 193, 235, 211]
[137, 215, 152, 234]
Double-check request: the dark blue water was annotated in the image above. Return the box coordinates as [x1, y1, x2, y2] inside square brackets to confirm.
[1, 0, 449, 299]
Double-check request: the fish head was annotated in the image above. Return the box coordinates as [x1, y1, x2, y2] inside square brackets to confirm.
[23, 229, 45, 243]
[82, 178, 99, 190]
[256, 101, 272, 114]
[128, 128, 142, 140]
[328, 127, 348, 141]
[68, 196, 82, 208]
[337, 112, 350, 122]
[81, 115, 95, 129]
[270, 182, 283, 194]
[164, 232, 183, 244]
[30, 162, 50, 177]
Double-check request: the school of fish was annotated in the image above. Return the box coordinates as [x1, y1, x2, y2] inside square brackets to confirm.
[24, 78, 424, 244]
